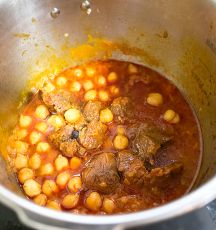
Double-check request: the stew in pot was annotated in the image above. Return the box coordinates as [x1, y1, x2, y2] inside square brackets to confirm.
[6, 60, 202, 214]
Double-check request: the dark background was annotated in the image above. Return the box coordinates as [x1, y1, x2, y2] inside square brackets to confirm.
[1, 200, 216, 230]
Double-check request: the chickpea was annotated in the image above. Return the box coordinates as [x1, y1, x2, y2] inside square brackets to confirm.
[28, 153, 41, 169]
[69, 157, 82, 170]
[54, 154, 69, 171]
[33, 194, 47, 206]
[14, 129, 28, 140]
[70, 81, 82, 92]
[128, 63, 138, 74]
[73, 68, 83, 78]
[163, 109, 176, 122]
[85, 192, 102, 211]
[147, 93, 163, 106]
[15, 153, 28, 170]
[107, 72, 118, 83]
[98, 90, 109, 102]
[163, 109, 180, 124]
[171, 113, 180, 124]
[39, 163, 54, 176]
[46, 200, 61, 210]
[109, 85, 120, 96]
[43, 82, 55, 93]
[48, 115, 66, 130]
[19, 115, 32, 128]
[119, 196, 128, 204]
[36, 142, 50, 152]
[100, 108, 113, 123]
[23, 179, 41, 198]
[35, 105, 50, 120]
[113, 135, 129, 150]
[68, 176, 82, 193]
[117, 125, 125, 135]
[62, 194, 80, 209]
[56, 76, 67, 87]
[42, 180, 58, 197]
[35, 122, 48, 133]
[56, 171, 70, 189]
[18, 168, 34, 184]
[97, 75, 106, 87]
[29, 131, 42, 145]
[83, 80, 94, 91]
[14, 141, 29, 153]
[64, 108, 81, 124]
[86, 67, 95, 77]
[84, 90, 97, 101]
[102, 198, 115, 213]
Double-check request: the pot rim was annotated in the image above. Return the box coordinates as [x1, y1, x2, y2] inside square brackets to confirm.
[0, 176, 215, 227]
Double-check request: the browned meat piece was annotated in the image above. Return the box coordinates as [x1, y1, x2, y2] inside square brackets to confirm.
[79, 120, 107, 150]
[131, 122, 173, 164]
[151, 162, 183, 177]
[41, 90, 75, 114]
[49, 125, 73, 144]
[116, 195, 143, 212]
[146, 161, 183, 187]
[73, 116, 87, 131]
[83, 101, 103, 122]
[117, 150, 148, 188]
[117, 150, 183, 189]
[110, 97, 132, 123]
[128, 74, 151, 86]
[59, 141, 86, 157]
[125, 72, 151, 93]
[49, 125, 85, 157]
[82, 153, 120, 194]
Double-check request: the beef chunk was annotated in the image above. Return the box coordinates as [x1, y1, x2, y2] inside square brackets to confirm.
[131, 122, 173, 164]
[146, 161, 183, 187]
[128, 74, 151, 86]
[82, 153, 120, 194]
[116, 195, 143, 212]
[117, 150, 183, 190]
[125, 72, 151, 93]
[117, 150, 148, 188]
[41, 90, 75, 114]
[49, 125, 85, 157]
[73, 116, 87, 131]
[151, 162, 183, 177]
[49, 125, 73, 145]
[83, 101, 103, 122]
[59, 141, 85, 157]
[79, 120, 107, 150]
[110, 97, 132, 123]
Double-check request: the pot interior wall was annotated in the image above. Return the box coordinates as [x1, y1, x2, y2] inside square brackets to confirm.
[0, 0, 216, 195]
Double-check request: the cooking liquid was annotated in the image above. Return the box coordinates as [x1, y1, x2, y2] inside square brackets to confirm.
[7, 60, 202, 214]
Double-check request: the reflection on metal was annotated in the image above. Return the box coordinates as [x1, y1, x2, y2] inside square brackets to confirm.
[81, 0, 92, 15]
[50, 7, 60, 18]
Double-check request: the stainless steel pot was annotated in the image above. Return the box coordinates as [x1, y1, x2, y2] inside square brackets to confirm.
[0, 0, 216, 229]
